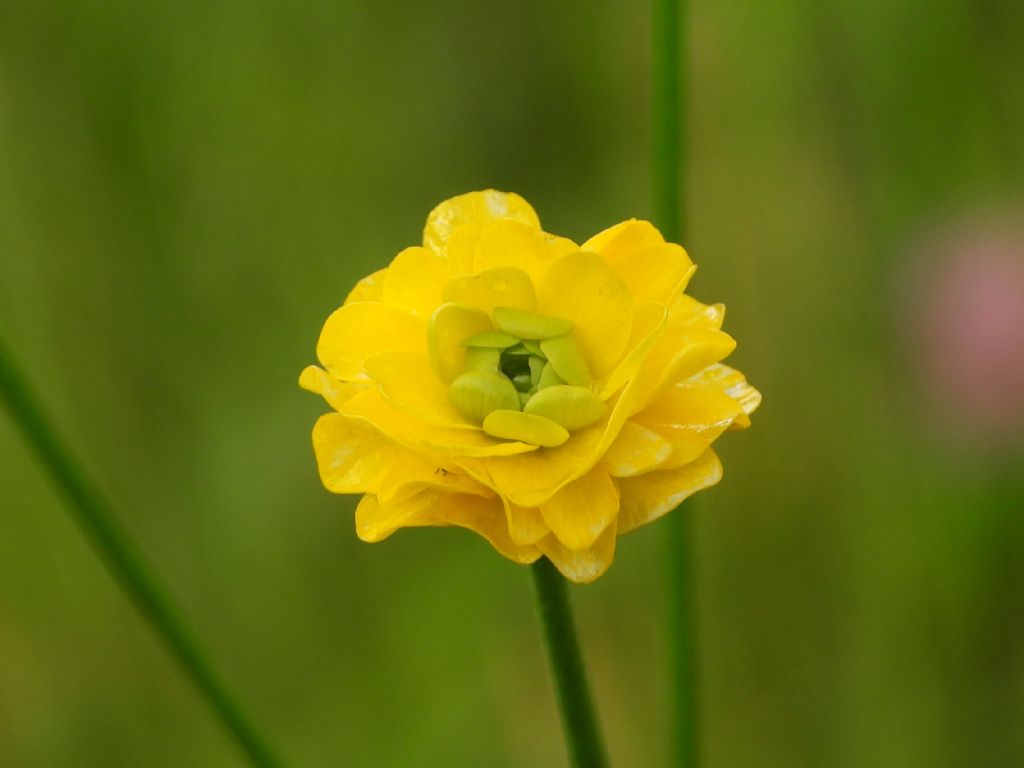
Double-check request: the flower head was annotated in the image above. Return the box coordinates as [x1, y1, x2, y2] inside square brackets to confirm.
[301, 191, 760, 582]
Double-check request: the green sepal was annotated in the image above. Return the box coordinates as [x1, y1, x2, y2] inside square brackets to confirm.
[482, 409, 570, 447]
[449, 370, 521, 423]
[529, 355, 546, 387]
[463, 346, 501, 371]
[522, 340, 545, 357]
[523, 385, 607, 431]
[537, 361, 564, 390]
[493, 306, 574, 340]
[462, 330, 520, 349]
[540, 334, 592, 387]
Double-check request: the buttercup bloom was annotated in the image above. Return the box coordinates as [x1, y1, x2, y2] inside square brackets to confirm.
[301, 191, 760, 582]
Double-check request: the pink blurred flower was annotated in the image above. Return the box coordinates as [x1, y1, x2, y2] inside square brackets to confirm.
[909, 217, 1024, 447]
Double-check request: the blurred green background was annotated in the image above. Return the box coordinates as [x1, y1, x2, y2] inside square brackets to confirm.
[1, 0, 1022, 766]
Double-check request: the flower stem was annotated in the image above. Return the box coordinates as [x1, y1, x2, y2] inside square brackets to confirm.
[665, 513, 697, 767]
[0, 337, 282, 768]
[652, 0, 685, 244]
[530, 558, 610, 768]
[652, 0, 699, 766]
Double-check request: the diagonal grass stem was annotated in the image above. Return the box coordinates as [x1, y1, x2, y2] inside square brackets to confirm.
[0, 337, 283, 768]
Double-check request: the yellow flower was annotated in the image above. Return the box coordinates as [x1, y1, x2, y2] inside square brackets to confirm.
[300, 190, 760, 582]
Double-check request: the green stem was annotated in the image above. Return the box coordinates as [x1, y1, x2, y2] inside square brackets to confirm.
[652, 0, 685, 243]
[665, 512, 697, 767]
[652, 0, 699, 766]
[531, 558, 610, 768]
[0, 338, 282, 768]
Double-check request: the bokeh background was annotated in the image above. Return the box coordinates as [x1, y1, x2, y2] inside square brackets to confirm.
[1, 1, 1022, 766]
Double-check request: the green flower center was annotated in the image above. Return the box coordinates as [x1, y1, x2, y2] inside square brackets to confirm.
[448, 307, 607, 447]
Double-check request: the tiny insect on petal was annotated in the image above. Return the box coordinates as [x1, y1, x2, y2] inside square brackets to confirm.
[449, 370, 521, 423]
[493, 306, 574, 340]
[539, 334, 592, 387]
[482, 410, 570, 448]
[523, 385, 608, 431]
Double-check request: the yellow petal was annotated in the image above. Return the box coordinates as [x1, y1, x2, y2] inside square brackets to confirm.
[381, 246, 450, 318]
[538, 252, 633, 377]
[581, 219, 665, 265]
[685, 363, 762, 420]
[612, 244, 696, 305]
[364, 350, 477, 428]
[355, 490, 444, 542]
[312, 413, 399, 494]
[599, 301, 667, 399]
[503, 500, 550, 546]
[539, 467, 619, 550]
[588, 328, 736, 459]
[667, 294, 725, 330]
[645, 327, 738, 397]
[544, 233, 581, 258]
[469, 423, 604, 506]
[635, 384, 746, 468]
[299, 365, 363, 411]
[423, 190, 541, 256]
[345, 268, 387, 304]
[376, 453, 491, 504]
[602, 421, 673, 477]
[617, 449, 722, 534]
[536, 519, 618, 584]
[444, 222, 489, 275]
[474, 219, 555, 283]
[427, 302, 493, 384]
[317, 302, 425, 380]
[442, 267, 538, 313]
[342, 389, 538, 457]
[439, 493, 541, 564]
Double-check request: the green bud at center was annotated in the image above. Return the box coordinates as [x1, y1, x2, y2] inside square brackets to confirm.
[446, 303, 606, 446]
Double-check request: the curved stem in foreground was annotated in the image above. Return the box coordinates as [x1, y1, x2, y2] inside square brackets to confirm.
[530, 558, 609, 768]
[0, 337, 282, 768]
